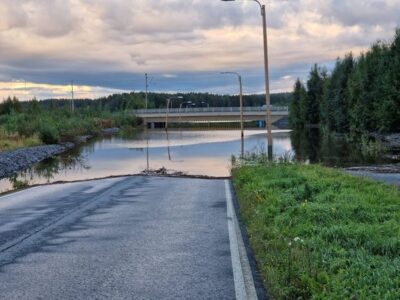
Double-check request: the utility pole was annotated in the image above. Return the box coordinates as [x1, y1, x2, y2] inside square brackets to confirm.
[71, 80, 75, 113]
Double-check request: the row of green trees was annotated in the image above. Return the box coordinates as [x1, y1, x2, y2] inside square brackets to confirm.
[31, 91, 292, 113]
[289, 29, 400, 134]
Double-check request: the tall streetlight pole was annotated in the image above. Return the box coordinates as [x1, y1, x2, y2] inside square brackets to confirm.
[221, 0, 273, 159]
[165, 98, 171, 131]
[165, 96, 184, 131]
[179, 101, 190, 124]
[145, 73, 148, 110]
[221, 72, 244, 141]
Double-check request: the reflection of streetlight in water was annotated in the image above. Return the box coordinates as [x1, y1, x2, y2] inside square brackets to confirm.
[146, 128, 150, 172]
[165, 129, 184, 163]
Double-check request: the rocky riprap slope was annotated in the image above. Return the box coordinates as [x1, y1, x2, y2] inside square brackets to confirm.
[0, 143, 74, 179]
[384, 133, 400, 149]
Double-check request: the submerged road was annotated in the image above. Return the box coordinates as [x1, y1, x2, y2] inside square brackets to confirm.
[0, 176, 260, 299]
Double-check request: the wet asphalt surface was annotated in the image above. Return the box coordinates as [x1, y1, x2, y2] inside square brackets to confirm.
[346, 170, 400, 186]
[0, 176, 236, 299]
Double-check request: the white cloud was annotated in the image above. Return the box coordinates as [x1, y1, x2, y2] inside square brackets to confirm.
[0, 81, 126, 101]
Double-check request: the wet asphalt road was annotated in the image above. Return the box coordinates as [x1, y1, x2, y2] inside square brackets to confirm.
[346, 170, 400, 186]
[0, 176, 239, 299]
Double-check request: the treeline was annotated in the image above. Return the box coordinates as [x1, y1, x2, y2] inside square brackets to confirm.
[21, 92, 292, 113]
[141, 92, 292, 108]
[289, 29, 400, 134]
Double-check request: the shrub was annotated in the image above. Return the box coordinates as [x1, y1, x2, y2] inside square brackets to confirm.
[39, 124, 60, 144]
[113, 113, 137, 127]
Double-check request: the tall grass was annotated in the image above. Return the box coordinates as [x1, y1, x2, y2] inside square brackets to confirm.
[232, 163, 400, 299]
[0, 129, 41, 151]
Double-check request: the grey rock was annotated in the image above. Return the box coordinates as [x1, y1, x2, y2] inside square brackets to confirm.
[0, 143, 74, 179]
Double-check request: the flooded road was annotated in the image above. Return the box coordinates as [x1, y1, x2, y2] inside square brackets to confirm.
[1, 128, 396, 194]
[0, 130, 292, 193]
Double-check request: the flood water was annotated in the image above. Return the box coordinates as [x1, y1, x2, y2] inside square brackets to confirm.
[0, 129, 393, 194]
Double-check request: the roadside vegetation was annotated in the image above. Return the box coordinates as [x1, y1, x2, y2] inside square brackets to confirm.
[232, 162, 400, 299]
[289, 29, 400, 135]
[0, 97, 140, 151]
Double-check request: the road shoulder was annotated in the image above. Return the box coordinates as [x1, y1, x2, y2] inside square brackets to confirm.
[225, 180, 268, 300]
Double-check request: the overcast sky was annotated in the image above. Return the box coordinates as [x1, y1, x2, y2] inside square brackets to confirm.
[0, 0, 399, 100]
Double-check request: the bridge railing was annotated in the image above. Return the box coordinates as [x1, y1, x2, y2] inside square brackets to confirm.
[133, 106, 288, 114]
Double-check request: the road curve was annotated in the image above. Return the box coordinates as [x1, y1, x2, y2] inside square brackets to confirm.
[0, 176, 259, 299]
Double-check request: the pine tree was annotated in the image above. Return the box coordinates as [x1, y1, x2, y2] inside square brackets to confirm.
[289, 79, 306, 128]
[321, 54, 354, 132]
[305, 64, 325, 125]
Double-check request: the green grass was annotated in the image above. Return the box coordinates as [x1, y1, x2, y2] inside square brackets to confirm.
[232, 163, 400, 299]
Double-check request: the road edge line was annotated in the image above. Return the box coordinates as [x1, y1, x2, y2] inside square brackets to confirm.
[225, 180, 257, 300]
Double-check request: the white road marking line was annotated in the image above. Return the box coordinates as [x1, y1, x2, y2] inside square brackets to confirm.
[225, 180, 248, 300]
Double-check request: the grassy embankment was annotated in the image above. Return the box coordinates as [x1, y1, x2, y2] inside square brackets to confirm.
[0, 110, 139, 151]
[232, 163, 400, 299]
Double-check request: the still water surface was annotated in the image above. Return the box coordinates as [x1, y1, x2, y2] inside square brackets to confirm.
[0, 130, 291, 193]
[0, 129, 392, 194]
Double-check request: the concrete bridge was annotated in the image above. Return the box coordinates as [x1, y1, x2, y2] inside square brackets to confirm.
[133, 106, 289, 127]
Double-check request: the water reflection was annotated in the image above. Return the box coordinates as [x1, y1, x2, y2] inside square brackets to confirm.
[1, 128, 389, 194]
[6, 151, 90, 191]
[0, 129, 291, 193]
[146, 128, 150, 172]
[290, 129, 391, 167]
[165, 129, 184, 163]
[291, 129, 321, 163]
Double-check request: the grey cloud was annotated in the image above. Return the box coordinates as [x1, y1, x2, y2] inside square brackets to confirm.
[30, 0, 79, 37]
[1, 0, 79, 37]
[316, 0, 400, 27]
[0, 0, 28, 30]
[0, 0, 399, 97]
